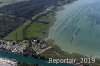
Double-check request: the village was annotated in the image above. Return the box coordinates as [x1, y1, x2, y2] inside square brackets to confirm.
[0, 39, 52, 56]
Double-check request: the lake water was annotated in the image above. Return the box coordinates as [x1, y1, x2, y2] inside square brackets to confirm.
[48, 0, 100, 58]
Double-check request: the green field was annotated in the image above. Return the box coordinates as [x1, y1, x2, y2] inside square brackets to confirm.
[27, 12, 56, 38]
[27, 23, 46, 38]
[4, 12, 56, 40]
[4, 20, 31, 40]
[38, 12, 56, 22]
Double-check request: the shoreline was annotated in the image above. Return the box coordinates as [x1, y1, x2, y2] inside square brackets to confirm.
[42, 6, 65, 40]
[47, 3, 100, 59]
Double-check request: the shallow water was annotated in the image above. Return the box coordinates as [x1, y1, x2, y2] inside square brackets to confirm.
[48, 0, 100, 57]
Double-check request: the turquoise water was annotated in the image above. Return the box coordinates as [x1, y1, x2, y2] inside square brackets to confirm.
[0, 51, 75, 66]
[0, 51, 45, 64]
[48, 0, 100, 57]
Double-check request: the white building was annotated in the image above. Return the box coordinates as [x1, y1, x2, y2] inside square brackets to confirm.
[0, 58, 17, 66]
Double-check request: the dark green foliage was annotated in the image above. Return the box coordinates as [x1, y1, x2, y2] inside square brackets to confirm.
[0, 14, 24, 39]
[0, 0, 66, 19]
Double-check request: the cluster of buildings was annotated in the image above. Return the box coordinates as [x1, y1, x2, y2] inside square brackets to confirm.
[0, 40, 27, 54]
[0, 39, 53, 66]
[44, 5, 55, 14]
[0, 39, 52, 55]
[31, 39, 52, 55]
